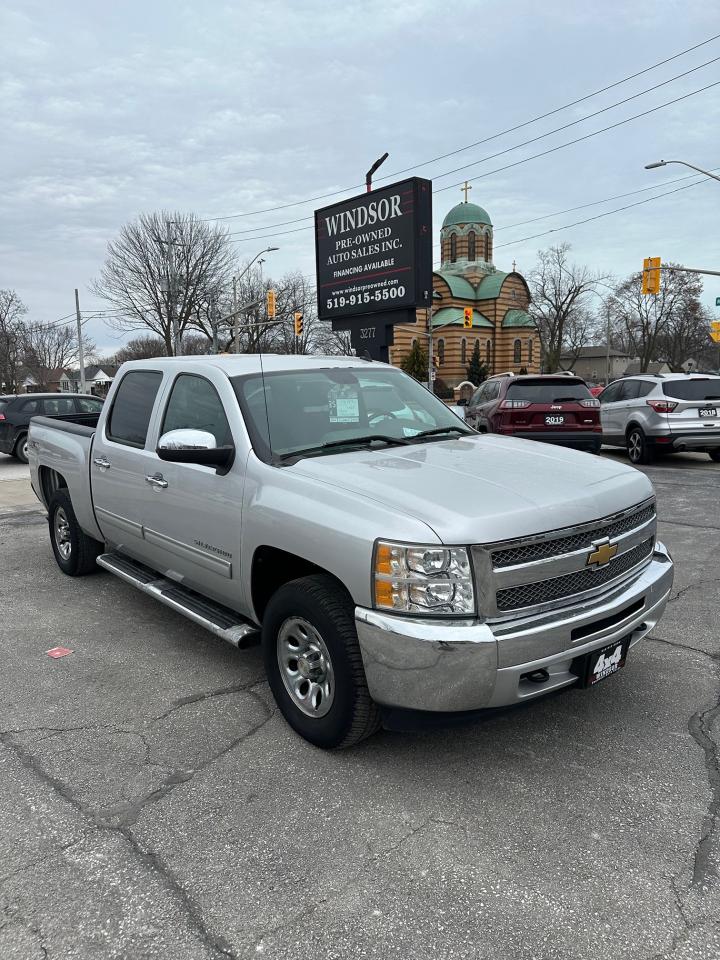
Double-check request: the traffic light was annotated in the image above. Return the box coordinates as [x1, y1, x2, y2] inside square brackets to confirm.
[463, 307, 473, 328]
[641, 257, 661, 295]
[294, 312, 304, 337]
[267, 289, 276, 317]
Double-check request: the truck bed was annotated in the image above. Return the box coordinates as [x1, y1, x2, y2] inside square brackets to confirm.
[28, 414, 103, 541]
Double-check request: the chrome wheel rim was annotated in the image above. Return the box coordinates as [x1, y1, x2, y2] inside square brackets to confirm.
[54, 507, 72, 560]
[628, 433, 641, 462]
[22, 440, 29, 460]
[277, 617, 335, 718]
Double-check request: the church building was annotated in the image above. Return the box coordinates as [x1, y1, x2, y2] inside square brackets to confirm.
[389, 186, 539, 387]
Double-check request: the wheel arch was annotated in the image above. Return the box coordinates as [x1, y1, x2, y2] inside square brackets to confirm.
[39, 466, 68, 508]
[251, 545, 353, 624]
[625, 421, 645, 438]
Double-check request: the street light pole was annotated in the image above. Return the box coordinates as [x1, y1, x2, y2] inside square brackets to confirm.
[644, 159, 720, 184]
[231, 246, 279, 353]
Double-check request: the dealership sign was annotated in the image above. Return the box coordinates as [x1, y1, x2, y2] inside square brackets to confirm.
[315, 177, 432, 325]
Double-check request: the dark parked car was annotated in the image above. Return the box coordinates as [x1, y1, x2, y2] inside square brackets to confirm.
[464, 373, 602, 452]
[0, 393, 104, 463]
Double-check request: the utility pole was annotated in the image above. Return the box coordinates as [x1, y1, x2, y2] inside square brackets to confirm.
[210, 291, 219, 354]
[232, 276, 239, 353]
[165, 218, 182, 356]
[74, 288, 86, 394]
[427, 301, 434, 391]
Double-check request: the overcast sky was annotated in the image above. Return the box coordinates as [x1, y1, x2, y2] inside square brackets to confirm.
[2, 0, 719, 356]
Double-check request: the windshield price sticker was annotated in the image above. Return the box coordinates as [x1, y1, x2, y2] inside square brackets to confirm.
[315, 177, 432, 322]
[328, 385, 360, 423]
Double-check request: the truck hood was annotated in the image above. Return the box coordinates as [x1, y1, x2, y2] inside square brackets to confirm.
[288, 434, 654, 544]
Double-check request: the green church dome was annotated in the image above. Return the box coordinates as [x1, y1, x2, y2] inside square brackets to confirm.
[442, 201, 492, 228]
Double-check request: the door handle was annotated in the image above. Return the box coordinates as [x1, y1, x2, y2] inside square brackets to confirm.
[145, 473, 168, 489]
[93, 456, 111, 468]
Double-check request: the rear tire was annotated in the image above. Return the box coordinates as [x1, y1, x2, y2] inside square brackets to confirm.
[626, 427, 653, 465]
[14, 434, 29, 464]
[48, 489, 102, 576]
[262, 574, 381, 749]
[710, 450, 720, 463]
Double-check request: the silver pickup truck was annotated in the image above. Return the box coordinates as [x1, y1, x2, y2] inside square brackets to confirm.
[29, 355, 673, 747]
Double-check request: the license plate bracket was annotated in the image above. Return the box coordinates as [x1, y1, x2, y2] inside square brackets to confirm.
[570, 636, 632, 689]
[545, 415, 565, 425]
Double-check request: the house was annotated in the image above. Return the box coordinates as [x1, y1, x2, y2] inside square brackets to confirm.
[622, 361, 672, 377]
[60, 365, 118, 396]
[21, 369, 66, 393]
[559, 347, 631, 385]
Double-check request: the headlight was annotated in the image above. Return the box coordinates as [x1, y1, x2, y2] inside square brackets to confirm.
[373, 541, 475, 616]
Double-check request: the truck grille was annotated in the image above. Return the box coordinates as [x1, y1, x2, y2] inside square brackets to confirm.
[495, 538, 654, 612]
[492, 503, 655, 568]
[472, 498, 657, 619]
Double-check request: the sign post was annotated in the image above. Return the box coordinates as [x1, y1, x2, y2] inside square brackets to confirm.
[315, 177, 432, 361]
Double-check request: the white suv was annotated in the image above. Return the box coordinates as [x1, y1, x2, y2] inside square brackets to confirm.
[599, 373, 720, 464]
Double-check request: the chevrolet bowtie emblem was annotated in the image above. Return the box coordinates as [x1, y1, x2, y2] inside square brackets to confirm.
[587, 541, 619, 567]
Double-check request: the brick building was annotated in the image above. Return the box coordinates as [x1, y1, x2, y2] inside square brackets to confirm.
[389, 191, 539, 388]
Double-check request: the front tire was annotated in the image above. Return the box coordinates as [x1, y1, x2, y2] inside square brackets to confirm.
[626, 427, 653, 465]
[48, 489, 102, 576]
[262, 574, 381, 749]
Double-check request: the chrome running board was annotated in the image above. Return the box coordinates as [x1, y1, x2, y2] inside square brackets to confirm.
[97, 551, 260, 648]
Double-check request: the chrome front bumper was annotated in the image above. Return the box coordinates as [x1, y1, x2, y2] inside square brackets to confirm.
[355, 542, 673, 712]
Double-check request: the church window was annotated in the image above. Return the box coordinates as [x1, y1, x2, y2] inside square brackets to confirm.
[513, 339, 522, 365]
[467, 232, 476, 261]
[450, 234, 457, 263]
[485, 339, 491, 366]
[438, 339, 445, 365]
[461, 338, 467, 364]
[528, 339, 533, 363]
[412, 339, 417, 350]
[484, 232, 490, 262]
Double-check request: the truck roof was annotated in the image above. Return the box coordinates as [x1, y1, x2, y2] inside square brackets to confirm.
[120, 354, 383, 376]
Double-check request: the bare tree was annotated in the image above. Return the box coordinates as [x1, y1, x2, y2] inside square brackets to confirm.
[22, 321, 95, 388]
[92, 211, 234, 356]
[0, 289, 28, 391]
[528, 244, 608, 372]
[604, 264, 702, 372]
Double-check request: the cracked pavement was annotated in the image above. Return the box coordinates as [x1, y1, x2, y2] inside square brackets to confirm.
[0, 450, 719, 958]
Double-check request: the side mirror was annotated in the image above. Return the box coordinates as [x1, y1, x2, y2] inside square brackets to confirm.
[157, 429, 234, 468]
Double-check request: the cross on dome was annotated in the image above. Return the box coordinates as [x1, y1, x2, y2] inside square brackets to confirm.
[461, 181, 472, 203]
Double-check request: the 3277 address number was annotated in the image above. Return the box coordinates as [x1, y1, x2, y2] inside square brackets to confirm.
[326, 285, 406, 311]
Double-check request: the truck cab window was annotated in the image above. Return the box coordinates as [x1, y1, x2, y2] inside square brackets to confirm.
[162, 374, 232, 447]
[107, 370, 163, 447]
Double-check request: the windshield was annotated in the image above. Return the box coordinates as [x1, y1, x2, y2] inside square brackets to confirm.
[506, 380, 591, 402]
[232, 366, 472, 461]
[662, 378, 720, 401]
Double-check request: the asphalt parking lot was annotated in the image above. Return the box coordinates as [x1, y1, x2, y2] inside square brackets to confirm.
[0, 450, 718, 960]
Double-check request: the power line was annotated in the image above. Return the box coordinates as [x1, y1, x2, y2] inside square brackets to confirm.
[222, 57, 719, 239]
[434, 78, 720, 193]
[495, 168, 720, 231]
[431, 56, 720, 183]
[493, 176, 713, 250]
[201, 34, 720, 222]
[224, 80, 720, 244]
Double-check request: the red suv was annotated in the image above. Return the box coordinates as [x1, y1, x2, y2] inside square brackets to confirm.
[464, 374, 602, 452]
